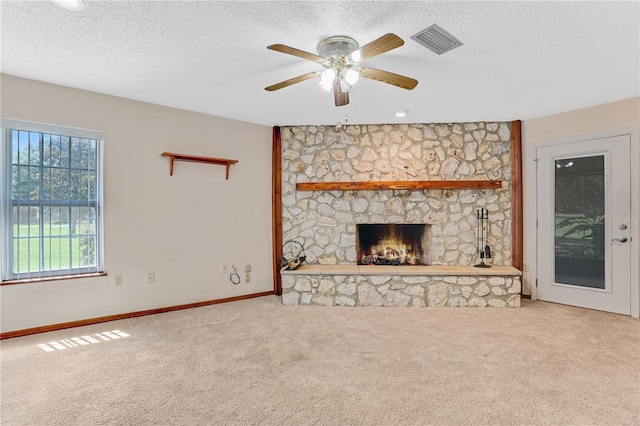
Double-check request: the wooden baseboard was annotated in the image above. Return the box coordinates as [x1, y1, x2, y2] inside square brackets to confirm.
[0, 291, 275, 340]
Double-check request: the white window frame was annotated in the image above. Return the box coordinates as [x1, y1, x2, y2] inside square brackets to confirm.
[1, 118, 104, 282]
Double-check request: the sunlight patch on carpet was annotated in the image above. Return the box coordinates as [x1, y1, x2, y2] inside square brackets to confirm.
[37, 330, 130, 352]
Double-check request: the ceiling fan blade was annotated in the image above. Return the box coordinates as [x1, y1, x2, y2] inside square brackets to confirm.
[265, 72, 321, 91]
[267, 44, 327, 64]
[355, 33, 404, 62]
[359, 67, 418, 90]
[333, 80, 349, 107]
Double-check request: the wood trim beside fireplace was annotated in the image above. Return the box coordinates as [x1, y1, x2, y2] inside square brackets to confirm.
[296, 180, 502, 191]
[272, 127, 283, 295]
[511, 120, 524, 274]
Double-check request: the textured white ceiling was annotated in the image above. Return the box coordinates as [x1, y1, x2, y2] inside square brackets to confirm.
[1, 1, 639, 127]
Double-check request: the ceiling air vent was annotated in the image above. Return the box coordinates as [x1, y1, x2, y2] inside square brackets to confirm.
[411, 24, 463, 55]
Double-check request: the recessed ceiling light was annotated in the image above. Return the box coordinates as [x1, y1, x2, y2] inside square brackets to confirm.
[51, 0, 85, 11]
[395, 109, 409, 118]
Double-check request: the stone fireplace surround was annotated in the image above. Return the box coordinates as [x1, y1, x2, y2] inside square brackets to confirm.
[280, 122, 520, 307]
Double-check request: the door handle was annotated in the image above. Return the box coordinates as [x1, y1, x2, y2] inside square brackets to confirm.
[612, 237, 628, 243]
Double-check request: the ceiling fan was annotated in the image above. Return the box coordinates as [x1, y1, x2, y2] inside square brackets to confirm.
[265, 33, 418, 107]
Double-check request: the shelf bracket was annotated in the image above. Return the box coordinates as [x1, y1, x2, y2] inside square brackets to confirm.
[167, 154, 176, 176]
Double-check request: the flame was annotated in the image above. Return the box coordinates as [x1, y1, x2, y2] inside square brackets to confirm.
[362, 224, 423, 265]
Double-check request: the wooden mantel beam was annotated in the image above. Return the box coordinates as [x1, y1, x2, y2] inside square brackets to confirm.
[296, 180, 502, 191]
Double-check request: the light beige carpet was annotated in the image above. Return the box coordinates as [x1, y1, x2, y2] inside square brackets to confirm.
[1, 296, 639, 425]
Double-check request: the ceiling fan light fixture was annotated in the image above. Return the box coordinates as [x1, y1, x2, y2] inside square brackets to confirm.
[339, 79, 352, 93]
[343, 69, 360, 85]
[319, 69, 337, 91]
[321, 68, 336, 82]
[319, 79, 333, 92]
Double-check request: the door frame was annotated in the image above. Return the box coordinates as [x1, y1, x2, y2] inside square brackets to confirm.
[529, 128, 639, 318]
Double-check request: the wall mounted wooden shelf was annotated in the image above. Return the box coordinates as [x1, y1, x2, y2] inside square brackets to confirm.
[161, 152, 238, 180]
[296, 180, 502, 191]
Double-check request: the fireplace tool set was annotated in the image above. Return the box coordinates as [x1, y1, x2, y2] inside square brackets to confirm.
[475, 208, 492, 268]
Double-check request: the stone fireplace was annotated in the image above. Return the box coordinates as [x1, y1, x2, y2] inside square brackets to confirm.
[356, 223, 430, 265]
[279, 122, 521, 308]
[281, 122, 513, 267]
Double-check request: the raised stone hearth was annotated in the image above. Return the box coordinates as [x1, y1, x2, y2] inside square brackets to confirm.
[282, 265, 521, 308]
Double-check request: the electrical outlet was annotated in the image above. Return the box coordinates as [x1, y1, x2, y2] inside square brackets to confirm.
[221, 265, 227, 274]
[115, 275, 123, 287]
[245, 264, 251, 273]
[245, 273, 251, 283]
[147, 272, 155, 284]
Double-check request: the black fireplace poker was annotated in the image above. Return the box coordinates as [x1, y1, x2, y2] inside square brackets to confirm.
[474, 208, 492, 268]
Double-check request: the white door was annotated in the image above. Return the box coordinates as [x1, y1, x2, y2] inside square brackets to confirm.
[536, 135, 632, 315]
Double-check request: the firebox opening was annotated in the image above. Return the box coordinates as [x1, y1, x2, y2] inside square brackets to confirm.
[356, 224, 430, 266]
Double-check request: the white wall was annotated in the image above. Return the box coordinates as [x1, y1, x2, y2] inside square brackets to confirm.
[521, 97, 640, 307]
[0, 74, 274, 333]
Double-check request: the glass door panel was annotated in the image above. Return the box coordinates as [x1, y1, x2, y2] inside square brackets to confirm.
[554, 155, 605, 288]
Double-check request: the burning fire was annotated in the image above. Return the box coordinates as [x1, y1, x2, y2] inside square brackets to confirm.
[359, 225, 423, 265]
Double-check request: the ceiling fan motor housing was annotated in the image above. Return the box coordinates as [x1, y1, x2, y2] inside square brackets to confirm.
[317, 36, 359, 59]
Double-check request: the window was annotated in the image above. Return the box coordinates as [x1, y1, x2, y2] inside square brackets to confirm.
[1, 119, 103, 281]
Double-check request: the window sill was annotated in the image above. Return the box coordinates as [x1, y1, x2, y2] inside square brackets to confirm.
[1, 272, 107, 286]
